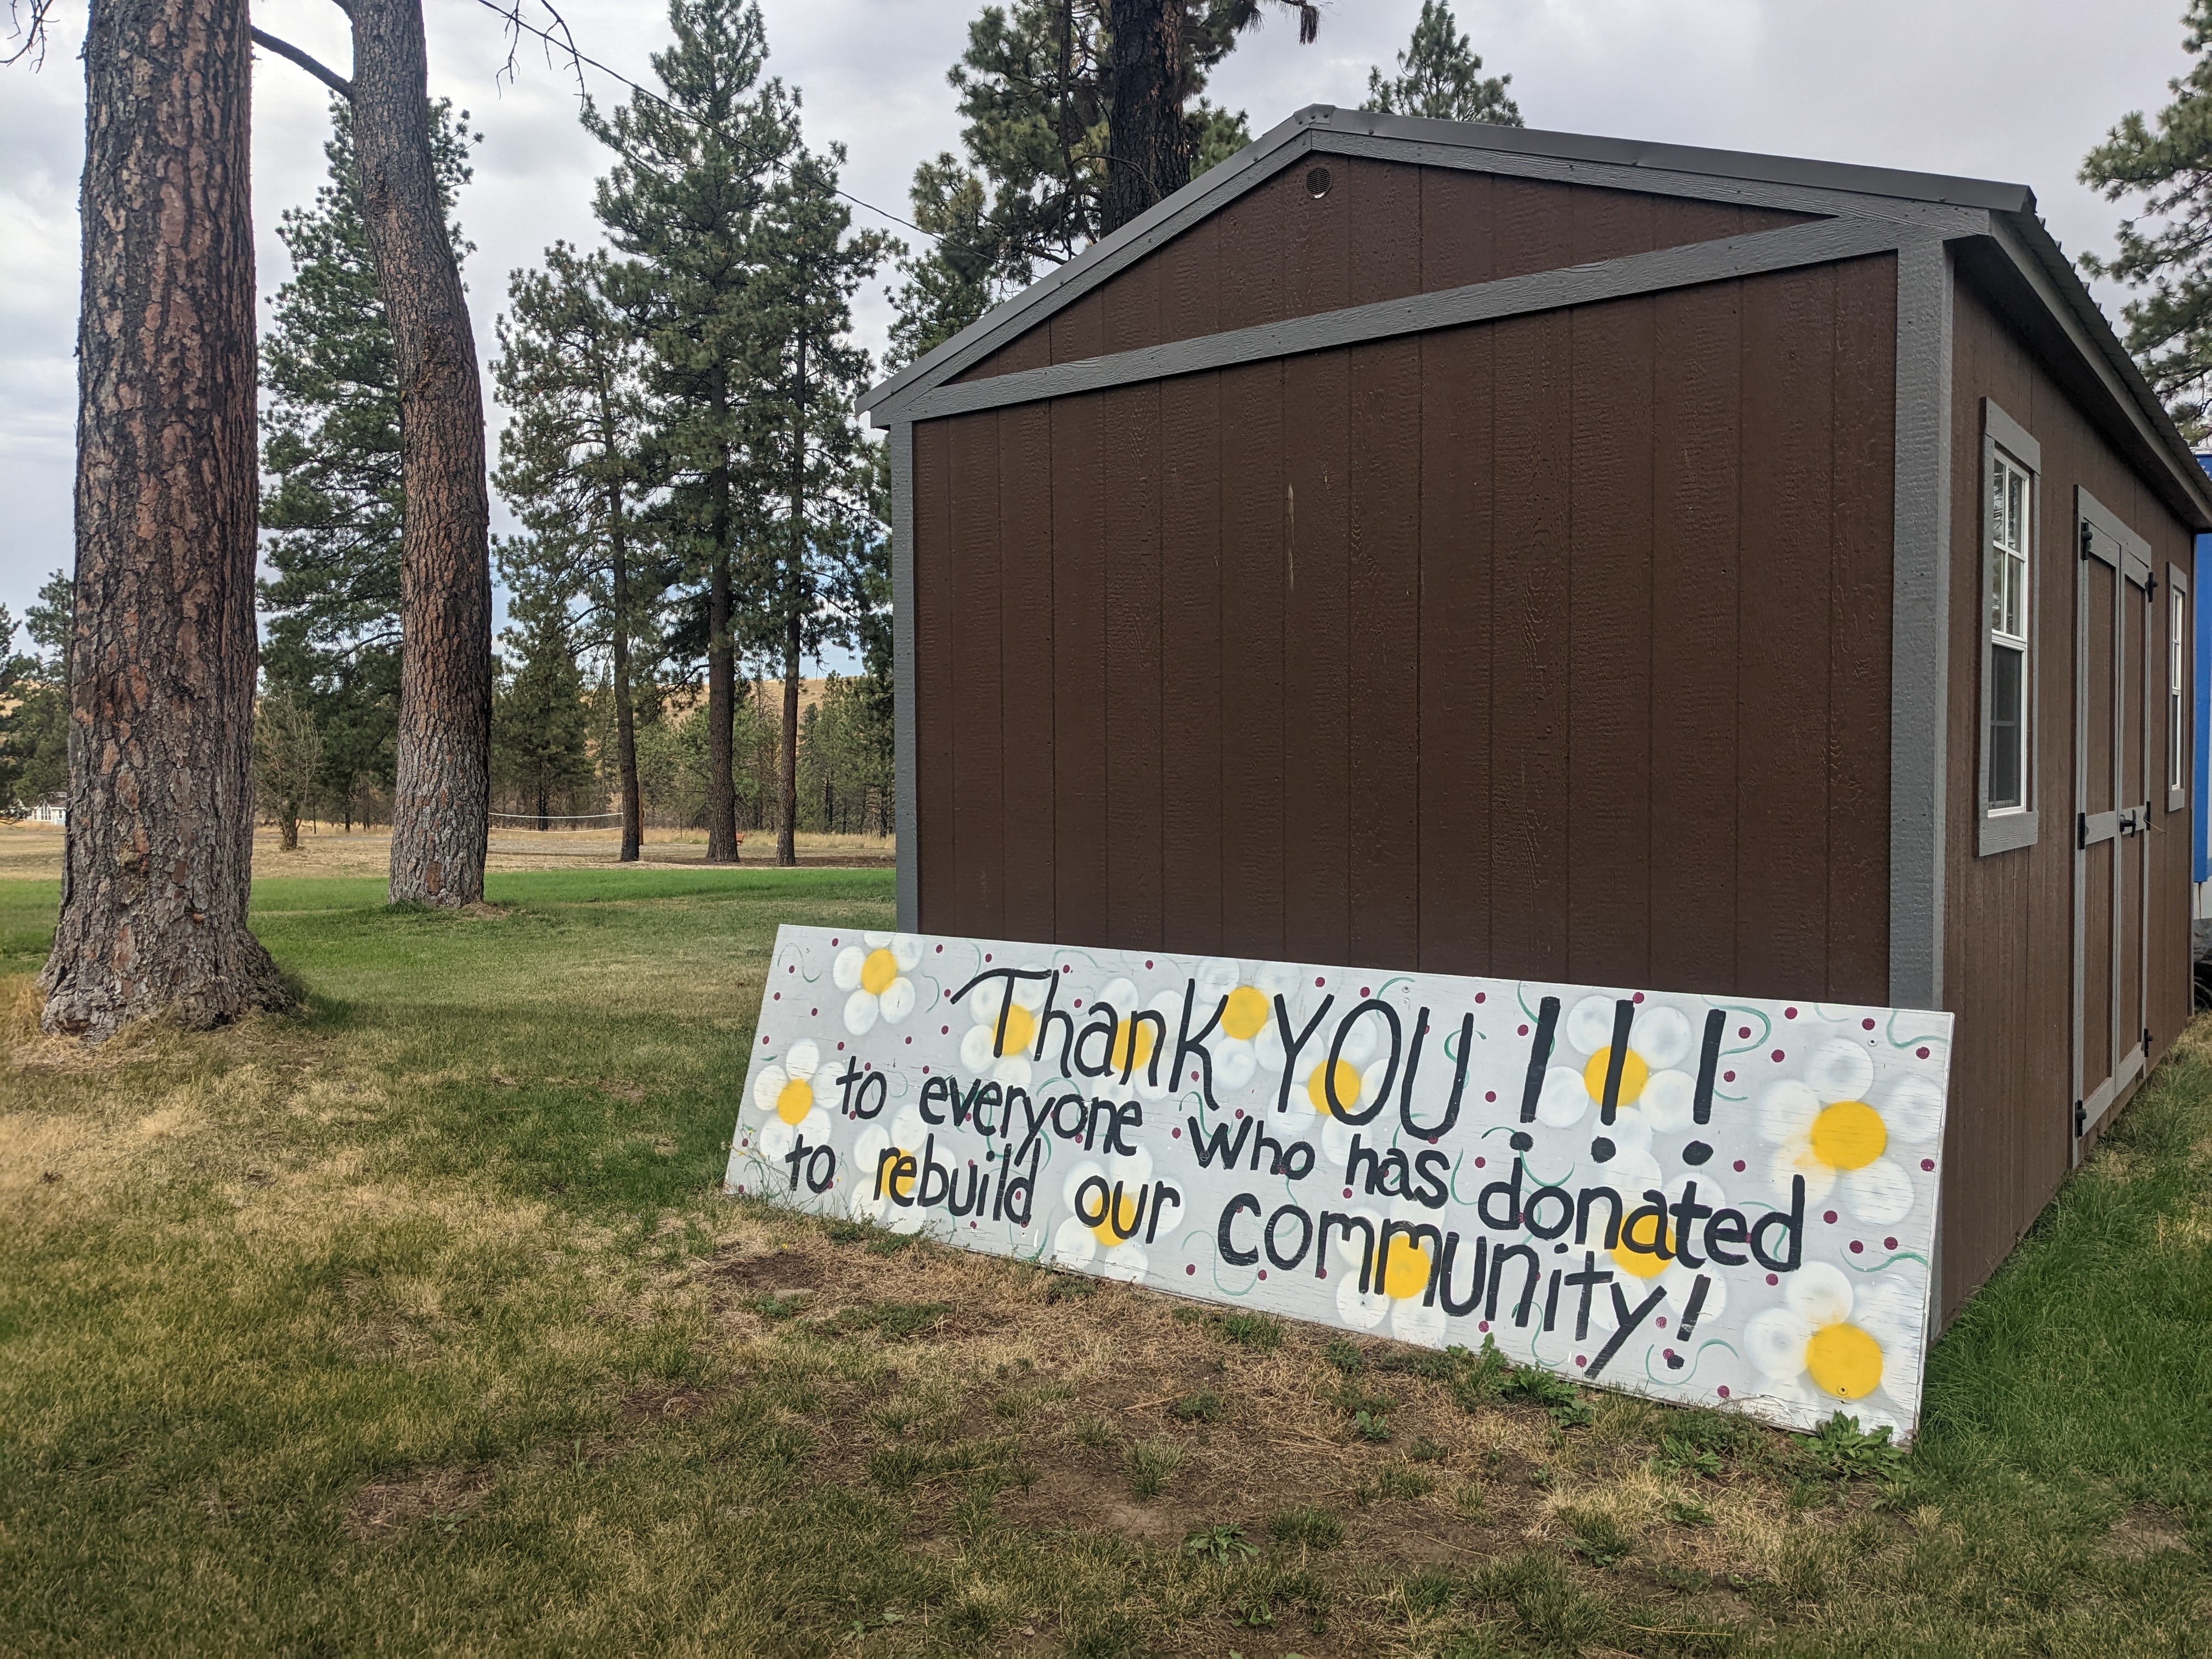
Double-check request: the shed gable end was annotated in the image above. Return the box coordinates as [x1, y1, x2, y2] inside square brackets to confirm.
[953, 159, 1816, 383]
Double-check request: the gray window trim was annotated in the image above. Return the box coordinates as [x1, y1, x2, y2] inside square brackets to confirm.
[1978, 399, 2041, 856]
[2168, 559, 2192, 814]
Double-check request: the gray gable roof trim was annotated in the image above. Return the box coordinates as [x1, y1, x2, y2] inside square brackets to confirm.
[862, 105, 2212, 530]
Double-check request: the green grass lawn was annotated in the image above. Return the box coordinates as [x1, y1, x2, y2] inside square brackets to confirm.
[1, 868, 2208, 1657]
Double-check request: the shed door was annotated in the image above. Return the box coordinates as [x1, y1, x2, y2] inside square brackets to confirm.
[2074, 505, 2153, 1153]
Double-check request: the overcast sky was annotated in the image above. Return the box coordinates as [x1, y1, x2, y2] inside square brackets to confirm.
[0, 0, 2197, 653]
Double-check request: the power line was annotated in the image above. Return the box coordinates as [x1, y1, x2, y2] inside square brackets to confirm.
[464, 0, 939, 245]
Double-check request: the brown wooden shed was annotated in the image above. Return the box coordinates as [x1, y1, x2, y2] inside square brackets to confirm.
[858, 107, 2212, 1322]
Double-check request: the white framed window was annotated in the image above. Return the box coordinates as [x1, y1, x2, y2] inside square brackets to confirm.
[1978, 400, 2040, 856]
[1987, 450, 2031, 810]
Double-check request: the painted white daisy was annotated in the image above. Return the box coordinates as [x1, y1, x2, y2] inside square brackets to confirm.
[1534, 995, 1697, 1132]
[1194, 959, 1301, 1093]
[1053, 1147, 1155, 1280]
[958, 970, 1045, 1086]
[1758, 1042, 1939, 1223]
[1334, 1204, 1448, 1346]
[1742, 1261, 1924, 1417]
[752, 1039, 832, 1162]
[832, 933, 922, 1036]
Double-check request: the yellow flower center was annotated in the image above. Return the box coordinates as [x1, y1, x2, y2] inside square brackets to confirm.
[1582, 1045, 1650, 1107]
[1810, 1101, 1887, 1170]
[1221, 985, 1272, 1042]
[994, 1002, 1036, 1057]
[1381, 1243, 1431, 1301]
[1090, 1189, 1142, 1248]
[1114, 1018, 1156, 1076]
[1804, 1321, 1883, 1400]
[775, 1079, 814, 1125]
[888, 1153, 916, 1201]
[1610, 1212, 1675, 1280]
[860, 948, 899, 996]
[1307, 1059, 1363, 1114]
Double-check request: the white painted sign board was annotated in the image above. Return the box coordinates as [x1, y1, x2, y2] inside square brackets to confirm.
[727, 927, 1953, 1440]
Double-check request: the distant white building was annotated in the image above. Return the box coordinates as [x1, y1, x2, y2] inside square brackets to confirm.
[25, 798, 65, 825]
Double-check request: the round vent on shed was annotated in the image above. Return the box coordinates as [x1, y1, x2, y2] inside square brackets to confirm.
[1305, 165, 1332, 198]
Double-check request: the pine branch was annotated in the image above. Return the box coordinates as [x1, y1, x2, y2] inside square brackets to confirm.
[250, 26, 353, 99]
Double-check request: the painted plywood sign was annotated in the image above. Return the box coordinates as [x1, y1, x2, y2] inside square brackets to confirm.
[726, 928, 1954, 1441]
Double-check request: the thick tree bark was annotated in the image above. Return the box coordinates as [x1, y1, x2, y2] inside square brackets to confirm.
[347, 0, 492, 907]
[1102, 0, 1189, 234]
[704, 370, 739, 864]
[609, 490, 641, 864]
[41, 0, 287, 1040]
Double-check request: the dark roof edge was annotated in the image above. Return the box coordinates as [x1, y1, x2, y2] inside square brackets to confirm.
[1988, 211, 2212, 530]
[1301, 106, 2037, 215]
[860, 108, 1318, 416]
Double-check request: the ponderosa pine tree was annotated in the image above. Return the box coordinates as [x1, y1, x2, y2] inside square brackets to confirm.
[888, 0, 1287, 360]
[0, 570, 72, 815]
[740, 143, 891, 865]
[492, 244, 664, 860]
[2083, 0, 2212, 441]
[259, 98, 475, 828]
[41, 0, 286, 1038]
[586, 0, 793, 864]
[253, 689, 323, 851]
[490, 600, 595, 831]
[1362, 0, 1521, 126]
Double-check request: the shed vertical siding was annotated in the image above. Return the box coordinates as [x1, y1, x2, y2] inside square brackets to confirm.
[910, 252, 1899, 1009]
[1941, 272, 2196, 1317]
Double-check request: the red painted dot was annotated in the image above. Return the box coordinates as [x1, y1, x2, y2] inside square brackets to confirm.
[1849, 1240, 1864, 1254]
[1633, 992, 1645, 1003]
[1921, 1158, 1936, 1171]
[1785, 1007, 1798, 1019]
[1656, 1317, 1667, 1329]
[788, 964, 796, 974]
[905, 1036, 912, 1044]
[839, 1042, 847, 1051]
[1146, 960, 1154, 969]
[1062, 964, 1071, 973]
[1344, 1188, 1353, 1198]
[985, 953, 992, 962]
[1235, 1109, 1245, 1119]
[1723, 1070, 1736, 1083]
[1475, 992, 1487, 1003]
[1884, 1236, 1898, 1250]
[1822, 1210, 1838, 1224]
[1318, 1268, 1328, 1280]
[1474, 1156, 1487, 1169]
[1190, 1071, 1200, 1082]
[1074, 1000, 1083, 1009]
[1916, 1047, 1930, 1059]
[1663, 1349, 1677, 1362]
[1172, 1127, 1181, 1138]
[1765, 1273, 1779, 1286]
[763, 1036, 771, 1046]
[1770, 1049, 1785, 1063]
[1361, 987, 1370, 997]
[1717, 1385, 1730, 1399]
[1185, 1263, 1196, 1276]
[1315, 977, 1326, 988]
[1863, 1018, 1877, 1030]
[773, 992, 781, 1001]
[941, 1025, 950, 1035]
[1485, 1090, 1497, 1103]
[1739, 1026, 1751, 1039]
[830, 939, 838, 947]
[1258, 1269, 1268, 1280]
[1478, 1321, 1489, 1332]
[1733, 1160, 1746, 1172]
[1575, 1355, 1587, 1367]
[1519, 1024, 1530, 1036]
[935, 944, 943, 953]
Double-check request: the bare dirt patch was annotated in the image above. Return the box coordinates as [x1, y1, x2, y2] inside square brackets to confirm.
[2104, 1504, 2192, 1561]
[346, 1466, 495, 1539]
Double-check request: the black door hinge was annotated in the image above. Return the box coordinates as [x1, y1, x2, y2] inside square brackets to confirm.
[2073, 1099, 2086, 1138]
[2144, 1025, 2154, 1052]
[2078, 811, 2090, 849]
[2148, 573, 2159, 602]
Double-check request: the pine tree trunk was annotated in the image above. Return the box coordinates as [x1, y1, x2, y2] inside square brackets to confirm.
[281, 806, 300, 852]
[779, 331, 805, 868]
[610, 501, 641, 864]
[348, 0, 492, 909]
[41, 0, 287, 1040]
[704, 373, 739, 863]
[1102, 0, 1188, 234]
